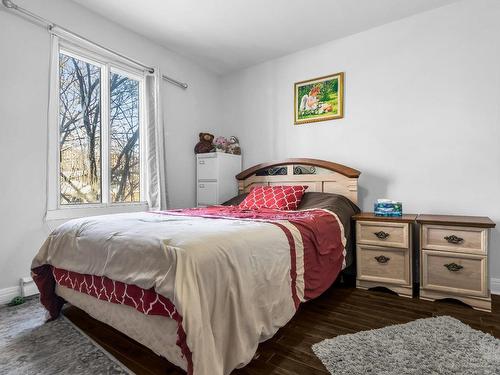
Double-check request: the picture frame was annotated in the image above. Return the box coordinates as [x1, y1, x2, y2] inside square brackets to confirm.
[294, 72, 344, 125]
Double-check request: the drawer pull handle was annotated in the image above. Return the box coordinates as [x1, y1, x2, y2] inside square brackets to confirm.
[199, 160, 205, 164]
[374, 255, 390, 264]
[444, 263, 463, 272]
[374, 231, 390, 240]
[444, 235, 464, 244]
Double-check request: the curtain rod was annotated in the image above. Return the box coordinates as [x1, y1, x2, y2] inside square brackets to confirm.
[162, 75, 188, 89]
[1, 0, 188, 89]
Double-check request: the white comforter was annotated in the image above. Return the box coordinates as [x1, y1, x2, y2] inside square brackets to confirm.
[32, 211, 307, 375]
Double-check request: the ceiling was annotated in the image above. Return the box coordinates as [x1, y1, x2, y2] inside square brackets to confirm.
[71, 0, 459, 74]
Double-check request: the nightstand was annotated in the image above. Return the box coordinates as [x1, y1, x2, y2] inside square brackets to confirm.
[353, 213, 417, 298]
[417, 214, 496, 312]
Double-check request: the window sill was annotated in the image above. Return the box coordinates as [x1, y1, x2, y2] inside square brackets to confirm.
[45, 202, 149, 222]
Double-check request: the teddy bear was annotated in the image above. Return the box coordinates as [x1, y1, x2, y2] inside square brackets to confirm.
[194, 132, 215, 154]
[214, 136, 229, 152]
[227, 136, 241, 155]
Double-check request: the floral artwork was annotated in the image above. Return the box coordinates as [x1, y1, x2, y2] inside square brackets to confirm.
[294, 72, 344, 124]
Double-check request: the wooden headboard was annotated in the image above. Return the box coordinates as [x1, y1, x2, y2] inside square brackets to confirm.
[236, 158, 361, 204]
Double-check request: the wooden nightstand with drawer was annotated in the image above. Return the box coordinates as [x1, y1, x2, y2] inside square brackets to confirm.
[353, 213, 417, 298]
[417, 214, 496, 312]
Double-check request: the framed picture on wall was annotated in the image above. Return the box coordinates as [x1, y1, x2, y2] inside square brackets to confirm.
[294, 72, 344, 125]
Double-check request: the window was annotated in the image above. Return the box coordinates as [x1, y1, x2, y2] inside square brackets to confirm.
[59, 53, 102, 204]
[57, 48, 145, 207]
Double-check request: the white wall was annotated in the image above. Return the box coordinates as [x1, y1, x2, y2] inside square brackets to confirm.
[220, 0, 500, 278]
[0, 0, 220, 293]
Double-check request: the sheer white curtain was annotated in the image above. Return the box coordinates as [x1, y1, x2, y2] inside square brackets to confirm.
[145, 71, 168, 210]
[45, 34, 60, 217]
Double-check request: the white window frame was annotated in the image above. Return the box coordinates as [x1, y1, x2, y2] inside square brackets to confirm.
[46, 38, 148, 221]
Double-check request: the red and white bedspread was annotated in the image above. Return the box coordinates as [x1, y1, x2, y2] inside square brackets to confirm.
[32, 206, 346, 375]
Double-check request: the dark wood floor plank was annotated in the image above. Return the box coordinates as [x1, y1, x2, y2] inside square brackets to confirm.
[63, 284, 500, 375]
[265, 353, 326, 375]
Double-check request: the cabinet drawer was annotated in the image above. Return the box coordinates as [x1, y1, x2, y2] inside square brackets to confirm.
[197, 156, 217, 180]
[421, 224, 487, 255]
[357, 245, 410, 285]
[197, 182, 217, 205]
[421, 250, 487, 297]
[356, 221, 409, 248]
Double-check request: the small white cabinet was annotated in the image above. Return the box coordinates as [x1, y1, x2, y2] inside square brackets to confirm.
[196, 153, 242, 206]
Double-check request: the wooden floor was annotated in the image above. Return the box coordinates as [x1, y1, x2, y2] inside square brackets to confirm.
[64, 282, 500, 375]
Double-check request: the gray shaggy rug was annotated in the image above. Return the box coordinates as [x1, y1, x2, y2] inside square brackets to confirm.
[0, 297, 131, 374]
[312, 316, 500, 375]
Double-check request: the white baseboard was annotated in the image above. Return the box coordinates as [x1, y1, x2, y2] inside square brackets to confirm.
[0, 286, 21, 305]
[491, 278, 500, 295]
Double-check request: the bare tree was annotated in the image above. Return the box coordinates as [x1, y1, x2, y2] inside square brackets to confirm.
[110, 72, 140, 202]
[59, 54, 140, 204]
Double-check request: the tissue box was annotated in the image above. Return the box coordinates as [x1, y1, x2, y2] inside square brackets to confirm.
[374, 199, 402, 217]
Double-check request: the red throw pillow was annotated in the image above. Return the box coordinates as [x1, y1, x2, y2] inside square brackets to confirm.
[238, 186, 308, 210]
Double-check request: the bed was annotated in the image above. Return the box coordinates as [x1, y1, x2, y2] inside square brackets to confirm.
[32, 158, 360, 375]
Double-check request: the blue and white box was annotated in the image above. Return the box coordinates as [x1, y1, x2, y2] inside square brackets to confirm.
[374, 199, 402, 217]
